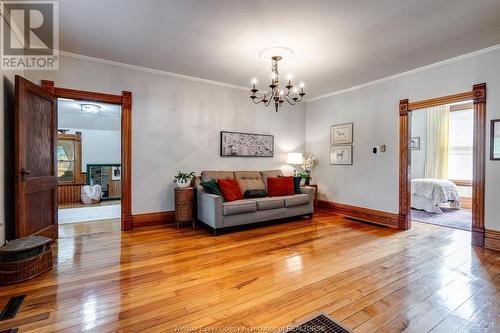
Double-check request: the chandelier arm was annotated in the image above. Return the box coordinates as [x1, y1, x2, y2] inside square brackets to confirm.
[264, 89, 276, 107]
[283, 95, 297, 105]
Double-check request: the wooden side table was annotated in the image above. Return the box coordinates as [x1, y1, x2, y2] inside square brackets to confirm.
[174, 187, 195, 229]
[303, 184, 318, 208]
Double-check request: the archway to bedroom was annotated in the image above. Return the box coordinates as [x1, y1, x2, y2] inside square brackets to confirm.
[409, 101, 473, 231]
[399, 83, 486, 246]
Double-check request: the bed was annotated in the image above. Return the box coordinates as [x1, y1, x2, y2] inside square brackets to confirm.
[411, 178, 461, 214]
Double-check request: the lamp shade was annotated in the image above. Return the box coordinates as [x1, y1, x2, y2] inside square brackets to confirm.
[286, 152, 303, 165]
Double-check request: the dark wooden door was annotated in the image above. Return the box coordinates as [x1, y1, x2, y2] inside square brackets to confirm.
[15, 75, 58, 239]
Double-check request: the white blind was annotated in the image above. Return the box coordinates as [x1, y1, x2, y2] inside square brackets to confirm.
[448, 109, 473, 180]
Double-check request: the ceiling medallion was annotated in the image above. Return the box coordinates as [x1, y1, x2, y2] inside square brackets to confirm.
[250, 51, 305, 112]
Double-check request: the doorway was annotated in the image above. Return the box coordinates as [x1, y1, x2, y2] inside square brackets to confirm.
[41, 80, 133, 233]
[399, 83, 486, 246]
[409, 101, 473, 231]
[56, 99, 122, 234]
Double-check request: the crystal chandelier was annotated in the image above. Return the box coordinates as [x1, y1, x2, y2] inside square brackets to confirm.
[250, 55, 305, 112]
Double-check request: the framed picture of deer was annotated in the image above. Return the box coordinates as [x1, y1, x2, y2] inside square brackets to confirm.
[330, 145, 353, 165]
[330, 123, 353, 145]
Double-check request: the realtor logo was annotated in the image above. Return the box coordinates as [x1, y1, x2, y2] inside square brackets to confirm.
[1, 1, 59, 70]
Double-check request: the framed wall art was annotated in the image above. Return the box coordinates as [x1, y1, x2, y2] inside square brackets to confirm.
[491, 119, 500, 160]
[220, 131, 274, 157]
[410, 137, 421, 150]
[330, 145, 353, 165]
[330, 123, 353, 145]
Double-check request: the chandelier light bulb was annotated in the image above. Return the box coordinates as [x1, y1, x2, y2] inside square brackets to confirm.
[299, 82, 305, 88]
[279, 90, 284, 95]
[251, 78, 257, 84]
[293, 87, 298, 93]
[286, 74, 293, 80]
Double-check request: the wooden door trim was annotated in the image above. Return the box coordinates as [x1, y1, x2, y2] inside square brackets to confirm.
[42, 80, 133, 231]
[399, 84, 486, 247]
[407, 92, 474, 110]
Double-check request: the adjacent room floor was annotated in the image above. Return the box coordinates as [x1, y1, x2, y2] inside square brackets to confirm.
[0, 210, 498, 332]
[411, 207, 472, 231]
[58, 200, 121, 224]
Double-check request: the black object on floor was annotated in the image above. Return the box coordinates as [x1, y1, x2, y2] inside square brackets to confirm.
[288, 313, 352, 333]
[0, 295, 25, 321]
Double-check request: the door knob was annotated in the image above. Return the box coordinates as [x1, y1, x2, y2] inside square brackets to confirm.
[21, 169, 31, 176]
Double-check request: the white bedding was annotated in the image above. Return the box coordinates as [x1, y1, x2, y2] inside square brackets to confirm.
[411, 178, 461, 214]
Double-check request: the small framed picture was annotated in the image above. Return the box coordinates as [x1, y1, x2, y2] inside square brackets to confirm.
[330, 145, 353, 165]
[410, 137, 421, 150]
[491, 119, 500, 160]
[330, 123, 353, 145]
[111, 166, 121, 181]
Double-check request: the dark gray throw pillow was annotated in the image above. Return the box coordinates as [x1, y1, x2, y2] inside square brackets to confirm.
[200, 179, 224, 200]
[293, 176, 302, 194]
[244, 189, 267, 198]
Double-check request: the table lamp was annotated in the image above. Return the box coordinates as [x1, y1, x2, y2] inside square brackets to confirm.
[286, 152, 303, 176]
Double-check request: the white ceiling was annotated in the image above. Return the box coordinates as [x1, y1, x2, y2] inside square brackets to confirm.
[58, 0, 500, 98]
[58, 99, 121, 131]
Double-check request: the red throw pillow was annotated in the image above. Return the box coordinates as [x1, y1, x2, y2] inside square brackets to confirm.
[217, 179, 243, 202]
[267, 176, 295, 197]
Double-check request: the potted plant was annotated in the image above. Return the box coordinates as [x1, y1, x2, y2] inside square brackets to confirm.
[297, 171, 311, 186]
[300, 154, 318, 185]
[173, 171, 195, 188]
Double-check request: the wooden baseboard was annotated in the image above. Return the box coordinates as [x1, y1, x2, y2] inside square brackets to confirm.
[484, 229, 500, 251]
[131, 211, 175, 228]
[318, 199, 403, 228]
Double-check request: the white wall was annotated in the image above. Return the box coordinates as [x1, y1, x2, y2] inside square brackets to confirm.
[410, 109, 427, 179]
[63, 129, 121, 172]
[305, 46, 500, 231]
[26, 55, 305, 214]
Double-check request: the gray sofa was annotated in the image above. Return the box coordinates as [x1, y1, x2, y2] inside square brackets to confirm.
[196, 170, 314, 234]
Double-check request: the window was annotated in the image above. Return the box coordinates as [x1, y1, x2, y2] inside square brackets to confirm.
[57, 133, 82, 183]
[448, 109, 473, 180]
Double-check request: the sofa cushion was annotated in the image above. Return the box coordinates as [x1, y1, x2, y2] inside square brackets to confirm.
[261, 170, 283, 190]
[234, 171, 262, 180]
[234, 171, 266, 194]
[283, 194, 310, 207]
[254, 197, 285, 211]
[217, 179, 243, 202]
[201, 171, 234, 182]
[223, 199, 257, 216]
[267, 176, 295, 197]
[237, 179, 266, 194]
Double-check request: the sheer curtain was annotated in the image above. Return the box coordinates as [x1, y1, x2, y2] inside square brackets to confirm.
[424, 105, 450, 179]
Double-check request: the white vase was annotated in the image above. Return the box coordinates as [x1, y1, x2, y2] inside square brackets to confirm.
[176, 179, 191, 188]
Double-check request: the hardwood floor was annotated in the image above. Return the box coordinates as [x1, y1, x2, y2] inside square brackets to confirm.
[1, 209, 499, 332]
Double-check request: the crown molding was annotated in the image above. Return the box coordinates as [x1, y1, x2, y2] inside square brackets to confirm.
[306, 43, 500, 102]
[59, 51, 249, 92]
